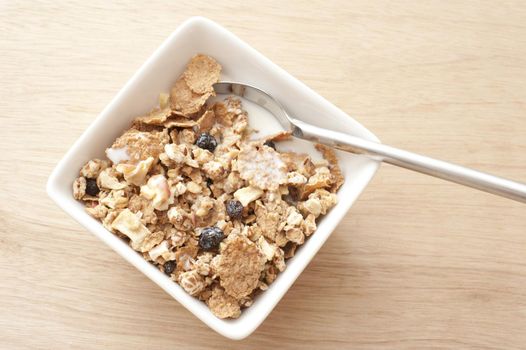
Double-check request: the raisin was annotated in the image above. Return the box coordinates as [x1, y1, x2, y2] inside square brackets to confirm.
[198, 227, 224, 250]
[85, 178, 100, 196]
[195, 133, 218, 152]
[226, 200, 244, 219]
[263, 140, 276, 150]
[164, 260, 176, 276]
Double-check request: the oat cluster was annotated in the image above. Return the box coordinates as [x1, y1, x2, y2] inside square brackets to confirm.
[73, 54, 343, 318]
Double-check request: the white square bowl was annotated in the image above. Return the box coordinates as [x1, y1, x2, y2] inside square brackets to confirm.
[46, 16, 381, 340]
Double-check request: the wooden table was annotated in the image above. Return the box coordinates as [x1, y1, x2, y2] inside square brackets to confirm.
[2, 1, 525, 349]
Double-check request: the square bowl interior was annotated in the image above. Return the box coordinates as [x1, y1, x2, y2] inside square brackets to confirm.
[47, 16, 381, 340]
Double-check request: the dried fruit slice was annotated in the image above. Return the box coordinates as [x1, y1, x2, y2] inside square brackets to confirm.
[111, 209, 151, 251]
[140, 174, 171, 211]
[97, 169, 126, 190]
[234, 186, 263, 207]
[116, 157, 154, 186]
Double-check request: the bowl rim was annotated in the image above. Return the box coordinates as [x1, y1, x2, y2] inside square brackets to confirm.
[46, 16, 381, 340]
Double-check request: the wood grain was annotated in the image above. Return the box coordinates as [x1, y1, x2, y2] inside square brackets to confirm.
[1, 1, 525, 349]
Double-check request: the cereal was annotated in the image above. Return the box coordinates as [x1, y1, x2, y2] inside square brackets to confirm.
[107, 129, 169, 164]
[133, 107, 173, 126]
[287, 171, 307, 186]
[196, 110, 216, 133]
[192, 196, 215, 218]
[128, 194, 157, 224]
[207, 286, 241, 319]
[170, 230, 187, 247]
[73, 177, 86, 200]
[85, 203, 108, 220]
[314, 144, 344, 192]
[140, 231, 165, 253]
[283, 242, 298, 259]
[302, 214, 317, 237]
[193, 252, 213, 276]
[73, 54, 343, 319]
[177, 129, 197, 145]
[163, 115, 196, 128]
[305, 189, 338, 215]
[273, 247, 286, 272]
[178, 270, 206, 296]
[202, 160, 226, 180]
[183, 54, 222, 94]
[80, 159, 109, 178]
[175, 241, 199, 273]
[186, 181, 202, 194]
[302, 166, 333, 198]
[285, 227, 305, 245]
[262, 131, 292, 143]
[237, 144, 287, 190]
[298, 198, 318, 218]
[213, 101, 233, 126]
[170, 78, 213, 117]
[215, 235, 266, 299]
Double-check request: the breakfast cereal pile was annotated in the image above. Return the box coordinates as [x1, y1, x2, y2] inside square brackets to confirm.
[73, 54, 343, 318]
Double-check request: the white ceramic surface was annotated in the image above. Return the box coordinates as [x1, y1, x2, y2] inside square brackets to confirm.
[46, 16, 381, 340]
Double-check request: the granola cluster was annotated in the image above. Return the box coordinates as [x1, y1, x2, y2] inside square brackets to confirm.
[73, 54, 343, 318]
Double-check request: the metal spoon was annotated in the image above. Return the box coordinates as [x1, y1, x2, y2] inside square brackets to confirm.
[214, 82, 526, 204]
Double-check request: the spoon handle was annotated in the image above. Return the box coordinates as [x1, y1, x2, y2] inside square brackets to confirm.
[292, 119, 526, 204]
